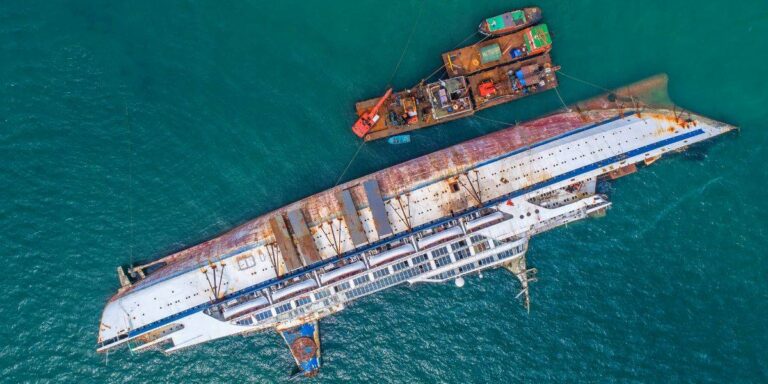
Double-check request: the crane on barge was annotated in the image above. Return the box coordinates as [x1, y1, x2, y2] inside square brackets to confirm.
[352, 88, 392, 138]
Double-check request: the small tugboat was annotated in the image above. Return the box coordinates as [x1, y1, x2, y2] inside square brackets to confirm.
[478, 7, 542, 37]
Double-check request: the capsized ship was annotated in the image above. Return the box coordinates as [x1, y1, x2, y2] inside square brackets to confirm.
[97, 75, 734, 376]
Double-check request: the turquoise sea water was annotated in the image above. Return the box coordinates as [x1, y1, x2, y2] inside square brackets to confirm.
[1, 1, 767, 382]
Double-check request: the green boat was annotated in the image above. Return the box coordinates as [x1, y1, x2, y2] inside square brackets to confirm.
[478, 7, 542, 37]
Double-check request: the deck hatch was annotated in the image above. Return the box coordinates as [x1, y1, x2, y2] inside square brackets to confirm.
[363, 179, 393, 238]
[287, 208, 322, 264]
[269, 215, 304, 271]
[336, 190, 368, 246]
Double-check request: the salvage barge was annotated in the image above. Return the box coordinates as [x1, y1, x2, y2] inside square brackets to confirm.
[98, 75, 734, 376]
[353, 24, 555, 141]
[354, 53, 558, 141]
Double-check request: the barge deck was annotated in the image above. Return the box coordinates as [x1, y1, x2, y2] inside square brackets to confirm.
[443, 24, 552, 77]
[354, 54, 558, 141]
[468, 53, 558, 111]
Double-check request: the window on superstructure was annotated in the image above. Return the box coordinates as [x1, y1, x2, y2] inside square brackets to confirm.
[432, 247, 449, 258]
[478, 256, 490, 266]
[336, 281, 351, 292]
[236, 255, 256, 270]
[236, 318, 253, 326]
[353, 275, 370, 286]
[454, 248, 471, 260]
[392, 261, 409, 271]
[435, 255, 452, 267]
[451, 240, 468, 251]
[373, 269, 390, 279]
[274, 303, 292, 314]
[496, 250, 513, 260]
[314, 290, 330, 300]
[295, 296, 311, 307]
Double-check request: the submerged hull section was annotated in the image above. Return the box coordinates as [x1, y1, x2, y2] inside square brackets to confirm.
[280, 322, 321, 376]
[97, 75, 734, 375]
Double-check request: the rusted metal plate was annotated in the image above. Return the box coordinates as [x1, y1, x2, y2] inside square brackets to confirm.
[336, 190, 368, 246]
[363, 179, 393, 238]
[269, 215, 303, 272]
[607, 163, 638, 180]
[287, 209, 322, 264]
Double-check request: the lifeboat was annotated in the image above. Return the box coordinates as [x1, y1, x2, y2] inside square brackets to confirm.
[222, 296, 269, 319]
[465, 211, 505, 232]
[417, 227, 463, 249]
[272, 279, 318, 302]
[369, 244, 415, 267]
[319, 261, 367, 284]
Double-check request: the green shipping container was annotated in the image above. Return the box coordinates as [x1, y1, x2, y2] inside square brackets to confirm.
[480, 43, 502, 64]
[524, 24, 552, 52]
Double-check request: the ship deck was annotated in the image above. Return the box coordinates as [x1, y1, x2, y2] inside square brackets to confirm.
[467, 53, 558, 111]
[354, 77, 474, 141]
[354, 54, 558, 141]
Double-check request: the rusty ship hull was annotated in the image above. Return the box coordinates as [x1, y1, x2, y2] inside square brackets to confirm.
[97, 75, 734, 376]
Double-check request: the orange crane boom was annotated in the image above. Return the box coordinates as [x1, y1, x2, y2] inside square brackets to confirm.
[352, 88, 392, 138]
